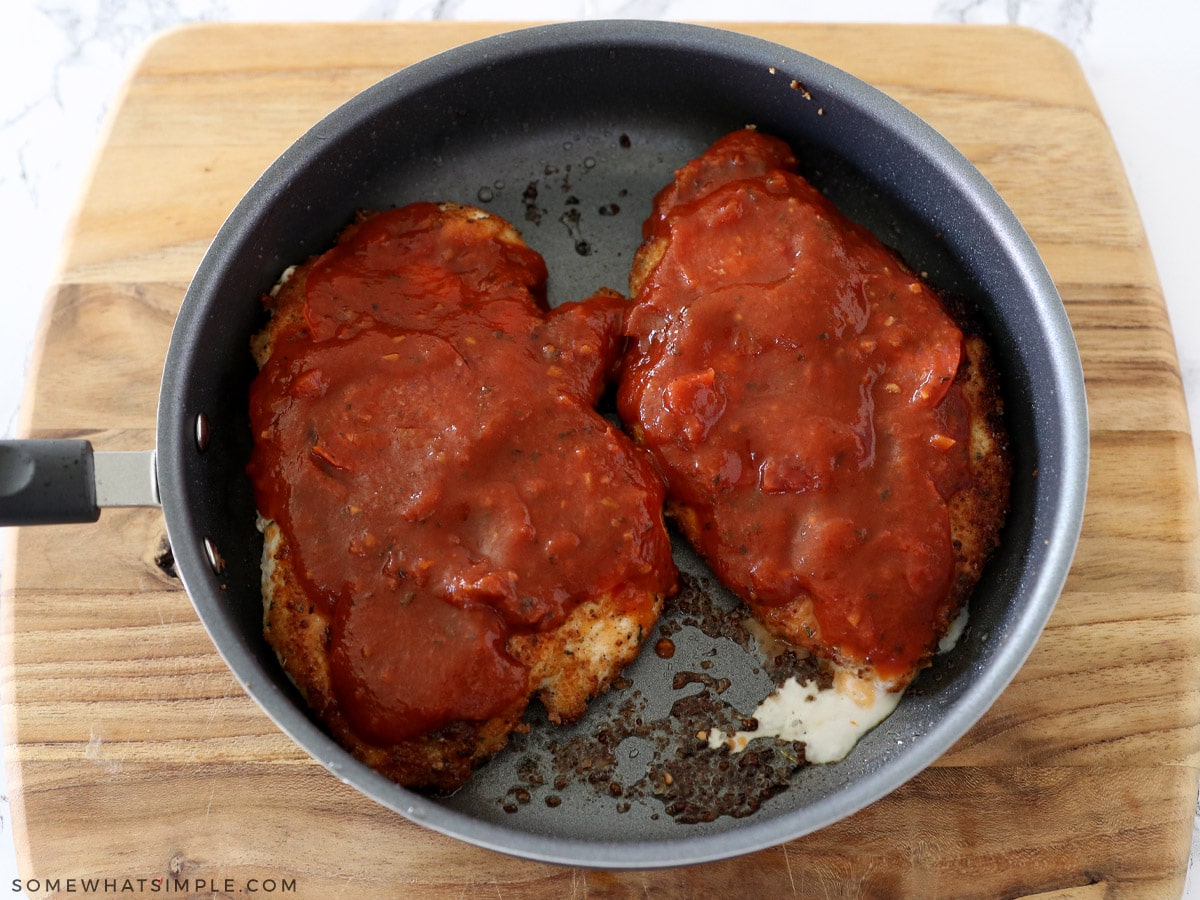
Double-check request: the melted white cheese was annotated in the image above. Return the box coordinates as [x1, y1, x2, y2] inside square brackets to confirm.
[938, 605, 969, 653]
[708, 668, 903, 764]
[269, 264, 297, 296]
[709, 606, 969, 764]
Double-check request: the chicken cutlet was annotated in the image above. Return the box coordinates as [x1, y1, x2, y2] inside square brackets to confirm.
[617, 129, 1010, 689]
[248, 202, 677, 792]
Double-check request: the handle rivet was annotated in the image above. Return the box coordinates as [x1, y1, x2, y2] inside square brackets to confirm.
[195, 413, 210, 452]
[203, 537, 225, 575]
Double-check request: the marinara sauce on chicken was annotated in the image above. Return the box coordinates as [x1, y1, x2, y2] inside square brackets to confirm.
[617, 129, 1010, 688]
[248, 202, 676, 791]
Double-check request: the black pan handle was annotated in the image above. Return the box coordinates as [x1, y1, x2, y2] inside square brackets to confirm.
[0, 441, 159, 527]
[0, 439, 100, 526]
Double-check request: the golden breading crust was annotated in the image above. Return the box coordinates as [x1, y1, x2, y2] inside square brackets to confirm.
[628, 232, 665, 303]
[253, 203, 668, 791]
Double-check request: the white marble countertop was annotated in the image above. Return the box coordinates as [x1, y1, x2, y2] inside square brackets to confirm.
[2, 1, 1197, 895]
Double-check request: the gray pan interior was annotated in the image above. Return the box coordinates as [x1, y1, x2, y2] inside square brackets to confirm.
[157, 21, 1088, 868]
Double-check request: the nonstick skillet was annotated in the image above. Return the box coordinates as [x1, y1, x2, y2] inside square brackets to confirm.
[0, 21, 1088, 868]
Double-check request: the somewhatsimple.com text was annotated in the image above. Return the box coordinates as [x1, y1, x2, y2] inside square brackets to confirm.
[12, 876, 297, 894]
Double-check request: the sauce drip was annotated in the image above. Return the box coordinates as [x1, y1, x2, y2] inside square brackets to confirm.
[618, 131, 973, 683]
[249, 203, 675, 743]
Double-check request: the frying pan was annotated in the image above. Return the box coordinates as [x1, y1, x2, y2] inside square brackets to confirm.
[0, 20, 1088, 869]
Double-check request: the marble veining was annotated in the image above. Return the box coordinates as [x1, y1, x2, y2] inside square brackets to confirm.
[939, 0, 1096, 48]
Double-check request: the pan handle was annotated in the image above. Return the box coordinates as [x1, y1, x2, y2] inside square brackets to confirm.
[0, 440, 159, 527]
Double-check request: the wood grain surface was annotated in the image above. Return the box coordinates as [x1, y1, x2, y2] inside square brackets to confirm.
[3, 22, 1197, 899]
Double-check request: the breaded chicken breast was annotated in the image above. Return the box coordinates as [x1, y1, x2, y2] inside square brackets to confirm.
[618, 130, 1010, 688]
[248, 202, 676, 791]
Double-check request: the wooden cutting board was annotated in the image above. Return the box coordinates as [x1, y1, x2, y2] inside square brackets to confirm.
[3, 22, 1197, 898]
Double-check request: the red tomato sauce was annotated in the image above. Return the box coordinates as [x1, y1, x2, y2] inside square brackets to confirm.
[248, 203, 675, 743]
[617, 131, 973, 683]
